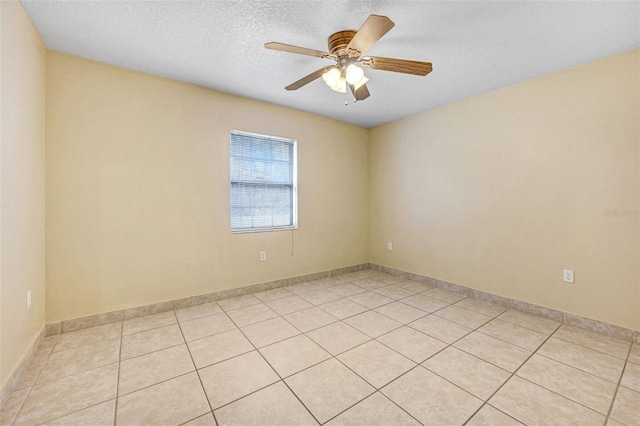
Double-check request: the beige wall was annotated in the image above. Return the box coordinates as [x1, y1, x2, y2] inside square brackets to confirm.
[370, 49, 640, 330]
[0, 1, 46, 388]
[45, 52, 369, 322]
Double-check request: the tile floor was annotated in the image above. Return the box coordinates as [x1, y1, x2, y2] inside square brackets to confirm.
[2, 270, 638, 425]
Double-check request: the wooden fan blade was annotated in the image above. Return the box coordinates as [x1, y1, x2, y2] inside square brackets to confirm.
[286, 66, 334, 90]
[359, 56, 433, 76]
[346, 14, 395, 58]
[349, 83, 370, 101]
[265, 42, 336, 60]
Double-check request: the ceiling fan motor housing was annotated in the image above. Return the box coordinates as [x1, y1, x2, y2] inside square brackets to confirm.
[328, 30, 358, 57]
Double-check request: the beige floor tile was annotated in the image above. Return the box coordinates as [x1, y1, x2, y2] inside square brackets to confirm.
[401, 293, 449, 313]
[306, 322, 371, 355]
[377, 326, 447, 363]
[180, 312, 236, 342]
[226, 302, 278, 327]
[454, 332, 532, 372]
[409, 314, 473, 344]
[265, 295, 313, 315]
[423, 287, 468, 304]
[53, 322, 121, 352]
[606, 419, 627, 426]
[348, 291, 394, 309]
[628, 343, 640, 365]
[122, 311, 177, 336]
[284, 307, 338, 332]
[398, 281, 433, 293]
[338, 340, 416, 388]
[610, 386, 640, 426]
[120, 323, 185, 359]
[373, 285, 415, 300]
[435, 305, 492, 329]
[116, 372, 209, 425]
[37, 338, 120, 384]
[0, 387, 29, 425]
[183, 412, 216, 426]
[199, 350, 279, 409]
[254, 287, 293, 302]
[175, 302, 223, 322]
[15, 363, 118, 425]
[497, 309, 560, 335]
[454, 298, 508, 317]
[318, 298, 368, 319]
[259, 334, 331, 378]
[285, 358, 374, 423]
[41, 399, 115, 426]
[478, 319, 548, 351]
[489, 376, 605, 425]
[353, 277, 390, 291]
[287, 283, 320, 296]
[325, 392, 420, 426]
[553, 324, 631, 359]
[381, 366, 482, 425]
[298, 289, 343, 305]
[15, 339, 57, 389]
[466, 405, 523, 426]
[118, 345, 195, 395]
[621, 361, 640, 392]
[344, 311, 402, 338]
[217, 294, 261, 311]
[330, 283, 367, 297]
[188, 329, 254, 369]
[516, 354, 617, 414]
[214, 381, 318, 425]
[374, 302, 427, 324]
[241, 316, 300, 348]
[537, 337, 625, 382]
[424, 347, 511, 400]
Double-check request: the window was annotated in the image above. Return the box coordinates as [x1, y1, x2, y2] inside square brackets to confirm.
[230, 130, 297, 232]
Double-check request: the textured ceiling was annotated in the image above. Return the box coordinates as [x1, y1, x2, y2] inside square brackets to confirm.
[22, 1, 640, 128]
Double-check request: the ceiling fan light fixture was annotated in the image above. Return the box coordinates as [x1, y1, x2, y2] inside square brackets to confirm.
[322, 67, 347, 93]
[345, 64, 365, 85]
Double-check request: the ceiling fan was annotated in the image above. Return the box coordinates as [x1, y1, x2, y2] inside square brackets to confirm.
[265, 14, 433, 102]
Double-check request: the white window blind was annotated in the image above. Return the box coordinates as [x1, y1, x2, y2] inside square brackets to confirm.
[230, 130, 297, 232]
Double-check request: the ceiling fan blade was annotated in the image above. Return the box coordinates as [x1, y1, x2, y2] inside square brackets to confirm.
[265, 42, 336, 60]
[349, 83, 371, 101]
[346, 14, 395, 58]
[359, 56, 433, 76]
[285, 66, 334, 90]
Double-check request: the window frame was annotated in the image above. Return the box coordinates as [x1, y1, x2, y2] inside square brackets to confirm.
[229, 129, 298, 234]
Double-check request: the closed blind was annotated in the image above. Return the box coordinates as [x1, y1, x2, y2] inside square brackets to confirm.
[230, 130, 295, 231]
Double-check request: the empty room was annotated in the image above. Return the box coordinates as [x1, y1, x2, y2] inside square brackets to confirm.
[1, 0, 639, 424]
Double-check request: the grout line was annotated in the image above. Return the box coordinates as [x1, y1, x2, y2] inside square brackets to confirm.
[175, 310, 217, 425]
[460, 321, 563, 425]
[604, 343, 633, 424]
[7, 334, 59, 426]
[224, 304, 322, 425]
[113, 320, 124, 426]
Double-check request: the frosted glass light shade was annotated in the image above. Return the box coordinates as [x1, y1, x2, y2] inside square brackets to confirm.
[345, 64, 365, 85]
[322, 67, 347, 93]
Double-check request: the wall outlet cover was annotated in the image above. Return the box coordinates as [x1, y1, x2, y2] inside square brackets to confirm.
[563, 269, 574, 283]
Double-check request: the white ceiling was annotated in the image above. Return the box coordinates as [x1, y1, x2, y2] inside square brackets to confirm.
[22, 1, 640, 128]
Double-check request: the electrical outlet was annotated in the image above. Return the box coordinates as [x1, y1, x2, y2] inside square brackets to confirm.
[260, 251, 267, 262]
[387, 242, 393, 250]
[26, 290, 32, 310]
[563, 269, 574, 283]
